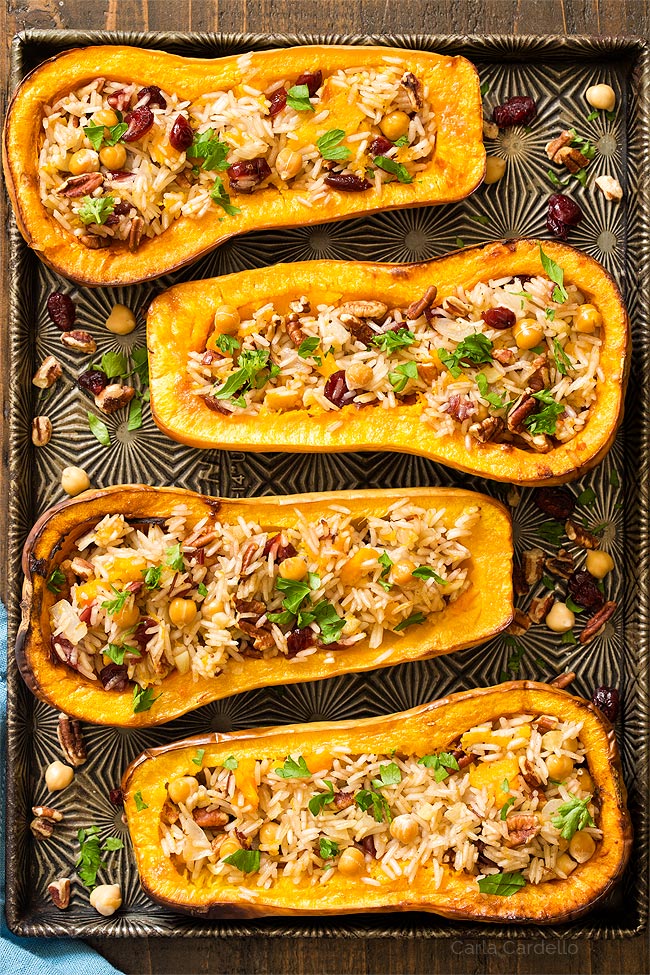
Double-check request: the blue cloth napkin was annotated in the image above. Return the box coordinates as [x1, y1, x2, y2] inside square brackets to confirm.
[1, 600, 123, 973]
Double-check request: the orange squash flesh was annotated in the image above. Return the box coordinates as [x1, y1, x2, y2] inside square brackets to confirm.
[147, 239, 629, 486]
[16, 484, 513, 727]
[3, 45, 485, 287]
[122, 680, 632, 922]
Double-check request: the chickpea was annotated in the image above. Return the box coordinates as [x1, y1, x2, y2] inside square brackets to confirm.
[113, 599, 140, 629]
[546, 754, 574, 781]
[345, 361, 374, 389]
[569, 830, 596, 863]
[45, 760, 74, 792]
[575, 767, 595, 793]
[380, 110, 410, 141]
[91, 108, 119, 128]
[278, 556, 308, 581]
[574, 304, 602, 333]
[213, 305, 240, 335]
[169, 597, 198, 627]
[512, 318, 544, 351]
[389, 814, 419, 844]
[275, 147, 303, 181]
[68, 148, 100, 175]
[389, 560, 416, 587]
[167, 775, 199, 805]
[484, 156, 506, 184]
[586, 84, 616, 112]
[105, 303, 137, 335]
[556, 852, 577, 877]
[545, 601, 575, 634]
[219, 835, 242, 859]
[99, 143, 127, 169]
[61, 466, 91, 497]
[259, 821, 282, 853]
[542, 729, 565, 753]
[337, 846, 366, 876]
[586, 549, 615, 579]
[89, 884, 122, 916]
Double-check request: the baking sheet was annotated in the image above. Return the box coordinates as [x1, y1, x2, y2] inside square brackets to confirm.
[5, 29, 649, 938]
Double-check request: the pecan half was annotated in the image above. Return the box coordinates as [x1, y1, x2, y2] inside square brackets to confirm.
[492, 348, 516, 365]
[506, 813, 540, 847]
[554, 145, 590, 174]
[534, 715, 558, 732]
[406, 286, 437, 321]
[31, 415, 53, 447]
[192, 807, 229, 829]
[340, 313, 375, 345]
[468, 415, 504, 444]
[545, 131, 573, 161]
[521, 759, 543, 789]
[545, 549, 574, 580]
[338, 300, 388, 320]
[333, 791, 355, 810]
[565, 520, 600, 550]
[512, 563, 529, 597]
[48, 878, 71, 909]
[128, 216, 145, 252]
[528, 592, 555, 624]
[507, 608, 531, 636]
[507, 394, 537, 433]
[61, 329, 97, 354]
[441, 294, 470, 316]
[522, 548, 545, 586]
[400, 71, 423, 109]
[32, 805, 63, 821]
[33, 356, 62, 389]
[285, 312, 303, 345]
[579, 601, 617, 645]
[57, 713, 87, 766]
[234, 597, 266, 619]
[161, 799, 180, 825]
[94, 383, 136, 414]
[550, 671, 577, 689]
[80, 234, 110, 249]
[451, 748, 473, 770]
[70, 556, 94, 579]
[527, 365, 548, 393]
[59, 172, 104, 198]
[238, 620, 275, 651]
[30, 817, 54, 840]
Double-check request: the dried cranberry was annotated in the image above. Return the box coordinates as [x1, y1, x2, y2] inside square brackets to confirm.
[361, 835, 377, 858]
[77, 369, 109, 396]
[169, 114, 194, 152]
[286, 628, 316, 657]
[47, 292, 76, 330]
[79, 604, 93, 624]
[268, 87, 287, 117]
[534, 487, 575, 520]
[227, 158, 272, 193]
[136, 85, 167, 109]
[263, 533, 297, 562]
[591, 685, 620, 723]
[324, 370, 356, 408]
[482, 306, 516, 330]
[324, 173, 372, 192]
[107, 89, 131, 112]
[50, 635, 75, 664]
[123, 106, 155, 143]
[107, 170, 133, 182]
[368, 136, 393, 156]
[568, 570, 604, 612]
[112, 201, 132, 216]
[294, 70, 322, 96]
[492, 95, 537, 128]
[546, 193, 583, 239]
[204, 396, 232, 415]
[133, 616, 156, 653]
[99, 663, 130, 691]
[109, 787, 124, 806]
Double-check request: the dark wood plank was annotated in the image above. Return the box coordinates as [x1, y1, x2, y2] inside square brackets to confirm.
[1, 2, 648, 973]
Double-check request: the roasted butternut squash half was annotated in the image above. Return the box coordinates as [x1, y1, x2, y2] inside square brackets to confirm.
[147, 239, 628, 486]
[3, 44, 484, 286]
[17, 484, 512, 727]
[122, 680, 632, 921]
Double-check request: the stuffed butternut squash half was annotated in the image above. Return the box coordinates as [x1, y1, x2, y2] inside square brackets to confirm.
[122, 680, 632, 922]
[17, 485, 512, 727]
[148, 239, 629, 486]
[3, 44, 484, 286]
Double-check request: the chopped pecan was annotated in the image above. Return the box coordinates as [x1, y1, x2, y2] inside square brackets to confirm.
[522, 548, 545, 586]
[263, 533, 297, 562]
[192, 807, 229, 829]
[285, 312, 303, 345]
[441, 295, 470, 316]
[446, 394, 475, 422]
[48, 878, 71, 909]
[565, 520, 600, 550]
[406, 286, 437, 321]
[234, 597, 266, 620]
[333, 791, 355, 810]
[238, 619, 275, 651]
[61, 329, 97, 354]
[549, 672, 577, 691]
[240, 539, 263, 571]
[579, 601, 617, 645]
[595, 174, 623, 201]
[516, 430, 553, 453]
[128, 216, 145, 252]
[506, 813, 540, 847]
[568, 569, 604, 611]
[80, 234, 110, 249]
[338, 300, 388, 320]
[94, 383, 136, 414]
[521, 759, 543, 789]
[201, 350, 220, 366]
[340, 313, 375, 346]
[33, 355, 62, 389]
[451, 748, 473, 770]
[204, 396, 232, 415]
[32, 805, 63, 821]
[545, 130, 573, 161]
[59, 172, 104, 197]
[534, 715, 558, 732]
[482, 119, 500, 140]
[535, 487, 575, 520]
[401, 71, 423, 109]
[507, 486, 521, 508]
[31, 415, 53, 447]
[512, 563, 529, 597]
[507, 394, 537, 432]
[57, 714, 87, 766]
[70, 557, 94, 579]
[468, 415, 504, 444]
[492, 348, 516, 365]
[528, 592, 555, 624]
[545, 549, 574, 580]
[507, 608, 531, 636]
[554, 145, 590, 174]
[30, 817, 55, 840]
[527, 365, 548, 393]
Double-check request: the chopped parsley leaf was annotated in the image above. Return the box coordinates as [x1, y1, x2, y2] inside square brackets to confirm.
[319, 837, 339, 860]
[78, 195, 115, 226]
[372, 327, 417, 354]
[373, 155, 413, 184]
[553, 338, 572, 376]
[223, 756, 238, 770]
[394, 611, 427, 632]
[286, 83, 314, 113]
[551, 794, 595, 839]
[355, 788, 392, 823]
[438, 333, 493, 378]
[523, 390, 564, 436]
[477, 871, 526, 896]
[418, 751, 460, 783]
[191, 748, 205, 766]
[222, 849, 260, 873]
[165, 543, 184, 572]
[388, 360, 418, 392]
[308, 780, 336, 816]
[197, 582, 208, 597]
[297, 336, 321, 360]
[476, 371, 508, 409]
[187, 129, 230, 171]
[104, 642, 140, 666]
[76, 826, 124, 890]
[275, 755, 312, 779]
[101, 585, 130, 615]
[142, 565, 162, 589]
[500, 796, 515, 820]
[213, 349, 276, 404]
[132, 684, 161, 714]
[209, 175, 241, 216]
[215, 333, 240, 355]
[412, 566, 446, 584]
[134, 791, 148, 811]
[316, 129, 351, 162]
[539, 244, 568, 303]
[46, 567, 66, 594]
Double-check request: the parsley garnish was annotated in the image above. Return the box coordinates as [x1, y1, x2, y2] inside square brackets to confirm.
[308, 781, 336, 816]
[610, 468, 620, 489]
[565, 596, 584, 614]
[213, 349, 276, 404]
[316, 129, 351, 162]
[104, 642, 140, 666]
[538, 520, 565, 545]
[134, 791, 148, 811]
[132, 684, 161, 713]
[389, 360, 418, 392]
[562, 629, 577, 645]
[222, 849, 261, 873]
[372, 327, 416, 354]
[275, 576, 312, 614]
[355, 788, 392, 823]
[297, 336, 321, 360]
[551, 794, 595, 840]
[524, 390, 564, 435]
[101, 586, 130, 615]
[374, 761, 401, 786]
[480, 81, 490, 96]
[142, 565, 162, 589]
[412, 566, 446, 584]
[394, 134, 410, 147]
[286, 83, 314, 113]
[438, 334, 493, 378]
[539, 244, 568, 303]
[78, 195, 115, 226]
[187, 129, 230, 171]
[577, 487, 596, 507]
[46, 567, 66, 594]
[500, 796, 515, 820]
[83, 121, 128, 151]
[127, 396, 142, 432]
[377, 551, 393, 592]
[373, 155, 413, 184]
[223, 755, 238, 770]
[215, 333, 240, 355]
[197, 582, 208, 597]
[130, 346, 150, 386]
[548, 169, 569, 189]
[210, 175, 241, 216]
[191, 748, 205, 766]
[76, 826, 124, 890]
[477, 872, 526, 896]
[476, 372, 508, 409]
[94, 350, 128, 378]
[394, 611, 427, 632]
[275, 755, 312, 779]
[545, 308, 556, 321]
[165, 543, 184, 572]
[418, 751, 460, 783]
[553, 338, 572, 376]
[471, 214, 490, 225]
[455, 236, 465, 248]
[319, 837, 339, 860]
[501, 778, 510, 792]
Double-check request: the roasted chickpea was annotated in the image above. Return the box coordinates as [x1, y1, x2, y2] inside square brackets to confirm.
[545, 601, 575, 634]
[89, 884, 122, 916]
[585, 84, 616, 112]
[61, 466, 91, 497]
[169, 597, 198, 627]
[345, 361, 374, 389]
[278, 556, 308, 581]
[542, 729, 565, 753]
[380, 110, 410, 141]
[389, 814, 419, 844]
[546, 754, 574, 781]
[512, 318, 544, 350]
[258, 821, 282, 853]
[219, 835, 243, 859]
[105, 303, 136, 335]
[574, 304, 602, 333]
[484, 156, 506, 184]
[99, 143, 127, 169]
[586, 549, 615, 579]
[569, 830, 596, 863]
[389, 560, 416, 587]
[45, 760, 74, 792]
[275, 147, 303, 181]
[91, 108, 119, 128]
[213, 305, 240, 335]
[68, 148, 100, 175]
[113, 599, 140, 629]
[556, 852, 577, 877]
[575, 767, 595, 793]
[337, 846, 366, 876]
[167, 775, 199, 804]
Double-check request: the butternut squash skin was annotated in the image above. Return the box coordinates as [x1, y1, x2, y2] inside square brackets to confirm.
[3, 45, 485, 287]
[16, 484, 512, 727]
[147, 239, 629, 486]
[122, 680, 632, 922]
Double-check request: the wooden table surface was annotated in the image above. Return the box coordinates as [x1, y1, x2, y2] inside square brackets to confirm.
[1, 1, 648, 972]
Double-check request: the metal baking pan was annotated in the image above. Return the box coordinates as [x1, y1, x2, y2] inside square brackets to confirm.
[6, 29, 649, 939]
